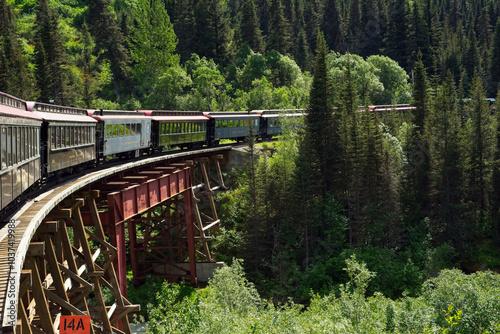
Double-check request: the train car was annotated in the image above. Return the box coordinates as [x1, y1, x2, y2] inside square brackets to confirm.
[27, 102, 97, 175]
[204, 111, 261, 144]
[89, 109, 152, 160]
[142, 110, 208, 151]
[252, 109, 304, 139]
[0, 93, 42, 210]
[368, 104, 416, 113]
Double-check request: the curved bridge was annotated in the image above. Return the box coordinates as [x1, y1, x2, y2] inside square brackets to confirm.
[0, 147, 230, 333]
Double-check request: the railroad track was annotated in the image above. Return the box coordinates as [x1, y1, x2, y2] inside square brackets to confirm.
[0, 146, 231, 333]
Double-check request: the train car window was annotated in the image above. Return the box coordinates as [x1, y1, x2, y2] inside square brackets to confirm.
[50, 127, 54, 149]
[23, 127, 27, 160]
[147, 123, 150, 135]
[70, 127, 74, 146]
[125, 124, 130, 136]
[1, 127, 5, 169]
[17, 127, 21, 163]
[136, 124, 142, 135]
[254, 119, 258, 127]
[26, 128, 30, 159]
[216, 121, 221, 128]
[112, 124, 118, 137]
[222, 120, 227, 128]
[160, 123, 165, 135]
[55, 127, 59, 148]
[106, 125, 112, 137]
[65, 127, 70, 147]
[7, 127, 12, 166]
[62, 126, 66, 148]
[119, 124, 124, 136]
[12, 127, 17, 164]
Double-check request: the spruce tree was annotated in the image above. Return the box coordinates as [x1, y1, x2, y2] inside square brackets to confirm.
[87, 0, 130, 100]
[346, 0, 361, 54]
[464, 72, 496, 226]
[359, 0, 383, 57]
[238, 0, 264, 53]
[293, 32, 336, 263]
[427, 73, 463, 246]
[172, 0, 196, 62]
[193, 0, 232, 65]
[0, 0, 34, 99]
[409, 0, 431, 68]
[267, 0, 291, 53]
[321, 0, 343, 52]
[463, 29, 481, 93]
[402, 53, 431, 230]
[490, 20, 500, 94]
[294, 26, 311, 72]
[34, 0, 67, 104]
[492, 86, 500, 237]
[384, 0, 410, 70]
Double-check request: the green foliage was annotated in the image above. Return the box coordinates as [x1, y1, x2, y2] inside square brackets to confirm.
[129, 0, 179, 107]
[422, 269, 500, 333]
[145, 256, 500, 333]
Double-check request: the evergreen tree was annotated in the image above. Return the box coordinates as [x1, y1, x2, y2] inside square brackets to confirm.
[172, 0, 196, 62]
[346, 0, 361, 54]
[427, 73, 463, 246]
[0, 0, 34, 99]
[492, 86, 500, 237]
[267, 0, 291, 53]
[462, 29, 481, 92]
[193, 0, 232, 65]
[409, 0, 431, 68]
[402, 53, 431, 231]
[477, 8, 492, 77]
[384, 0, 410, 70]
[359, 0, 383, 57]
[294, 33, 337, 263]
[489, 20, 500, 94]
[321, 0, 343, 52]
[87, 0, 130, 100]
[303, 0, 321, 54]
[464, 72, 496, 227]
[294, 26, 311, 72]
[129, 0, 179, 108]
[256, 0, 270, 37]
[34, 0, 67, 104]
[238, 0, 264, 53]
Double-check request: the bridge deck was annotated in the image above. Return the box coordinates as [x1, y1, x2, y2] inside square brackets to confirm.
[0, 147, 229, 330]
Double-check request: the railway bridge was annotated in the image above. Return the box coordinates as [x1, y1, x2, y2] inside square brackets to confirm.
[0, 147, 232, 334]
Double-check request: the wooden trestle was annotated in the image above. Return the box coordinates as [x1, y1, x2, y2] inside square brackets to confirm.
[0, 149, 227, 334]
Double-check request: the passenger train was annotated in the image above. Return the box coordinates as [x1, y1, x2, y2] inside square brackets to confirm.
[0, 91, 308, 216]
[0, 90, 422, 217]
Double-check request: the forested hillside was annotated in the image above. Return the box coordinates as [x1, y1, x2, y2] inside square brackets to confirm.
[0, 0, 499, 108]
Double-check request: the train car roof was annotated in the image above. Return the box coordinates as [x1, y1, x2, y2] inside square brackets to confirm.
[252, 109, 305, 114]
[27, 101, 96, 122]
[141, 110, 208, 121]
[203, 111, 260, 119]
[0, 93, 42, 120]
[88, 109, 149, 121]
